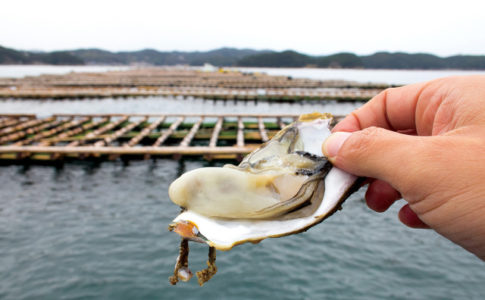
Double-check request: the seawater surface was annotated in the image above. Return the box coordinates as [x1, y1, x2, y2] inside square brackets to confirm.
[0, 161, 484, 300]
[0, 65, 131, 79]
[237, 67, 485, 85]
[0, 96, 362, 117]
[1, 68, 485, 299]
[2, 65, 485, 84]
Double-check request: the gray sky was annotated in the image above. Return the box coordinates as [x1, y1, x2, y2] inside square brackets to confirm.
[2, 0, 485, 56]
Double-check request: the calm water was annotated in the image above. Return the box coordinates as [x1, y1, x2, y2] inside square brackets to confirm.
[237, 67, 485, 85]
[0, 65, 131, 78]
[0, 67, 484, 299]
[2, 65, 485, 84]
[0, 97, 361, 117]
[0, 161, 483, 300]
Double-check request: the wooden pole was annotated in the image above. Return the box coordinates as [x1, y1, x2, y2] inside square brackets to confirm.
[237, 117, 244, 147]
[258, 117, 269, 142]
[94, 116, 148, 147]
[152, 117, 185, 147]
[38, 117, 91, 146]
[179, 117, 204, 147]
[67, 116, 128, 147]
[124, 116, 165, 147]
[0, 117, 51, 137]
[0, 118, 22, 130]
[0, 117, 56, 145]
[13, 118, 69, 146]
[0, 113, 346, 162]
[53, 113, 303, 119]
[0, 145, 256, 155]
[208, 117, 223, 148]
[48, 117, 108, 145]
[145, 116, 185, 159]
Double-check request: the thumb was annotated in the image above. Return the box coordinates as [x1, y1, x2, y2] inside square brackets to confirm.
[322, 127, 425, 187]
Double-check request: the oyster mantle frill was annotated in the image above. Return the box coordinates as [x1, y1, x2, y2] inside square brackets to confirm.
[168, 112, 359, 285]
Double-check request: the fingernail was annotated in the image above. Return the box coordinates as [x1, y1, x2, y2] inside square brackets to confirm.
[323, 132, 352, 158]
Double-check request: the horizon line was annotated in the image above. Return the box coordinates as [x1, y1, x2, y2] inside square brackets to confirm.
[2, 44, 484, 58]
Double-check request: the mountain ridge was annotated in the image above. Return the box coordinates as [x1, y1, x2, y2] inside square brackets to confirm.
[1, 45, 485, 70]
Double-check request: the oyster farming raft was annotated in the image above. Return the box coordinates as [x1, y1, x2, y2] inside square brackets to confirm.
[0, 113, 346, 162]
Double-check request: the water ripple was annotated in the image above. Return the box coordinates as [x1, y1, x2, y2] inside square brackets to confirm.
[0, 162, 484, 299]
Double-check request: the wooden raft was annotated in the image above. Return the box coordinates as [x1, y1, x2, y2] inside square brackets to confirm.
[0, 68, 386, 102]
[0, 113, 335, 162]
[0, 86, 379, 102]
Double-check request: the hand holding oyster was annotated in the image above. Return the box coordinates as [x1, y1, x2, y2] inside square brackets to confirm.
[168, 112, 360, 286]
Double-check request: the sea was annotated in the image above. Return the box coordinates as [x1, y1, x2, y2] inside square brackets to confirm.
[0, 66, 484, 300]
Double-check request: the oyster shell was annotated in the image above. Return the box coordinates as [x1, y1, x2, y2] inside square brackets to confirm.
[168, 112, 360, 285]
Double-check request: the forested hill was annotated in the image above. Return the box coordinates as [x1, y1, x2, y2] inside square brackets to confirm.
[0, 46, 266, 66]
[0, 46, 84, 65]
[1, 45, 485, 70]
[237, 51, 485, 69]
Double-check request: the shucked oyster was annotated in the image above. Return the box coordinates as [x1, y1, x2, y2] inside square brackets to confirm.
[168, 112, 360, 286]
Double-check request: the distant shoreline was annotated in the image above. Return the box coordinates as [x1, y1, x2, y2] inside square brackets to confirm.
[3, 64, 485, 72]
[2, 65, 485, 85]
[2, 45, 485, 70]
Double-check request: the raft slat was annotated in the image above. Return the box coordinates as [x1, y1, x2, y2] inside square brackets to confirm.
[0, 113, 347, 162]
[179, 117, 204, 147]
[0, 117, 55, 138]
[237, 117, 244, 147]
[0, 87, 379, 102]
[258, 117, 269, 142]
[30, 118, 82, 145]
[13, 118, 69, 146]
[0, 118, 35, 136]
[0, 145, 256, 155]
[209, 117, 223, 148]
[48, 117, 109, 145]
[0, 117, 56, 145]
[67, 116, 128, 147]
[125, 116, 165, 147]
[54, 113, 305, 118]
[24, 117, 59, 135]
[0, 118, 22, 130]
[0, 68, 386, 102]
[152, 117, 185, 147]
[38, 117, 91, 146]
[94, 117, 148, 147]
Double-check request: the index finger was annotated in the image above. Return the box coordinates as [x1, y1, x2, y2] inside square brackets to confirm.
[333, 81, 429, 132]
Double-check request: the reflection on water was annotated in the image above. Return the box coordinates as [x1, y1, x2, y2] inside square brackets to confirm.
[2, 65, 485, 85]
[0, 96, 363, 117]
[1, 69, 484, 299]
[237, 67, 485, 85]
[0, 65, 131, 78]
[0, 161, 484, 300]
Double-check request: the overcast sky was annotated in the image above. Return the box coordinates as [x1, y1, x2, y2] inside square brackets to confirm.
[2, 0, 484, 56]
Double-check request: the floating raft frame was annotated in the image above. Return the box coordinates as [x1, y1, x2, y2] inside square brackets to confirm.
[0, 113, 342, 162]
[0, 87, 379, 102]
[0, 68, 386, 102]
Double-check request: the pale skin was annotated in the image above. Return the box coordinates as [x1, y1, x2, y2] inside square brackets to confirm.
[322, 75, 485, 260]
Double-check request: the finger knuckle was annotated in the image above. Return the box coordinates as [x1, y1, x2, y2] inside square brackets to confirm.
[339, 126, 383, 160]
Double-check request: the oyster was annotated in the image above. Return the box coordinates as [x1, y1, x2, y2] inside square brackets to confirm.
[168, 112, 360, 286]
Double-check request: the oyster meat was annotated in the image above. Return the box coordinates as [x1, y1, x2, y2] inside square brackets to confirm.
[168, 112, 360, 286]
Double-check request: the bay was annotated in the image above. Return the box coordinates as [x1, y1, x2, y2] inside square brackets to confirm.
[2, 65, 485, 84]
[237, 67, 485, 85]
[0, 161, 483, 300]
[0, 65, 131, 79]
[0, 66, 484, 300]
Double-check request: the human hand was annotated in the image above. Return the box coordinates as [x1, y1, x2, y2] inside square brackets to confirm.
[322, 75, 485, 260]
